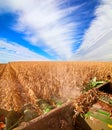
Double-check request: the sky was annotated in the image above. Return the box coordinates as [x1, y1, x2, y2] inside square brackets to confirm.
[0, 0, 112, 63]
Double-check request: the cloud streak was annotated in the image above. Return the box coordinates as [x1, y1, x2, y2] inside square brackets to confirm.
[73, 0, 112, 61]
[0, 39, 49, 63]
[0, 0, 111, 61]
[0, 0, 80, 60]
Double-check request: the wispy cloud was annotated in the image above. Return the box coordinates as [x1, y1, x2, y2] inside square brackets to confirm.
[0, 0, 111, 61]
[73, 0, 112, 61]
[0, 39, 49, 63]
[0, 0, 80, 60]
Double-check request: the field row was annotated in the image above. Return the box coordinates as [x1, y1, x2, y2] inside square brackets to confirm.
[0, 62, 112, 111]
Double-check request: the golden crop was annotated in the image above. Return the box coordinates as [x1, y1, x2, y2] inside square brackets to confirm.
[0, 61, 112, 111]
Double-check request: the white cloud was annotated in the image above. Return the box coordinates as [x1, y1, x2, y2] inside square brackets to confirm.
[0, 0, 80, 60]
[73, 0, 112, 61]
[1, 0, 111, 61]
[0, 39, 49, 63]
[73, 31, 112, 61]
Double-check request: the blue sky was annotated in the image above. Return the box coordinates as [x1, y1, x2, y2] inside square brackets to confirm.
[0, 0, 112, 63]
